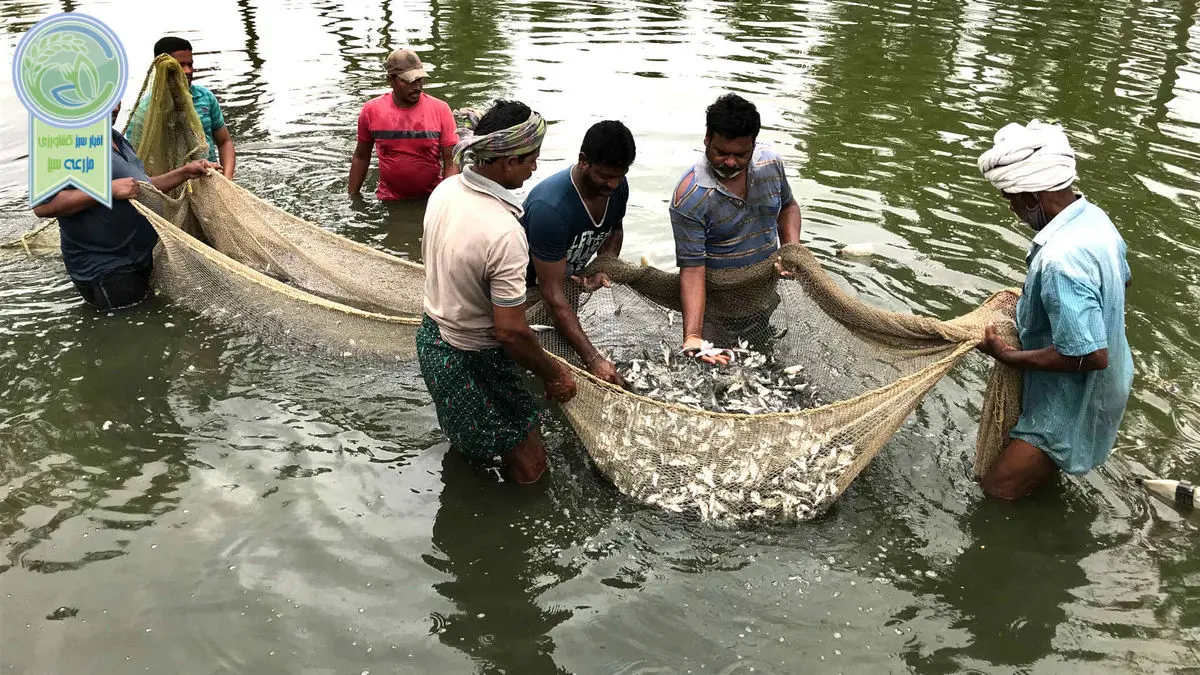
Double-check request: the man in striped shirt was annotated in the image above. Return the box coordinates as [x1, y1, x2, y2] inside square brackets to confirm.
[349, 48, 460, 201]
[669, 93, 802, 363]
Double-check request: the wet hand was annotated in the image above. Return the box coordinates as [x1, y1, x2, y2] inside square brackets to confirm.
[978, 324, 1014, 361]
[112, 177, 139, 201]
[181, 159, 221, 178]
[774, 255, 795, 279]
[682, 335, 732, 366]
[570, 272, 612, 293]
[544, 363, 578, 403]
[588, 356, 623, 386]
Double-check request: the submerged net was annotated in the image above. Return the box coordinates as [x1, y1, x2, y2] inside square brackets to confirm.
[2, 53, 1024, 524]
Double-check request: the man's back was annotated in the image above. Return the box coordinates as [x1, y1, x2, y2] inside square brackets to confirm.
[422, 173, 529, 351]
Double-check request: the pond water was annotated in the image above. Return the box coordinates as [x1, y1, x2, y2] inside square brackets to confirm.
[1, 0, 1197, 672]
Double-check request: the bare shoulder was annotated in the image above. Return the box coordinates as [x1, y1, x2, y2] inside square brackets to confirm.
[673, 168, 697, 208]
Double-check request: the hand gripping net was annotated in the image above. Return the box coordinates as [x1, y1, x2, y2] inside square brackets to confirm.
[2, 55, 1024, 524]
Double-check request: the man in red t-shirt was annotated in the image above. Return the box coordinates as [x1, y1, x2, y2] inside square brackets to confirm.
[348, 49, 460, 201]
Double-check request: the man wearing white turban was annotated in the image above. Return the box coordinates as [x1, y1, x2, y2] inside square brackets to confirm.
[975, 120, 1134, 500]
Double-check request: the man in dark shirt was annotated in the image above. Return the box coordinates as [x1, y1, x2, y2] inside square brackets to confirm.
[32, 103, 220, 312]
[520, 121, 635, 384]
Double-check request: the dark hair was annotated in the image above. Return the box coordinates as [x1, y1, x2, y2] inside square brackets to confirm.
[474, 99, 531, 136]
[154, 36, 193, 56]
[705, 93, 760, 141]
[580, 120, 635, 169]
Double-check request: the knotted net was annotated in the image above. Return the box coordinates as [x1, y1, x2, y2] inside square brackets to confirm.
[2, 54, 1024, 524]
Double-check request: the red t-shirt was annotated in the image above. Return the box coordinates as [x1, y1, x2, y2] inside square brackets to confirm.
[357, 93, 460, 200]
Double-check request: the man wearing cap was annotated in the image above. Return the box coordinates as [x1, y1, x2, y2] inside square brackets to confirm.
[416, 99, 577, 485]
[975, 119, 1134, 500]
[348, 49, 460, 201]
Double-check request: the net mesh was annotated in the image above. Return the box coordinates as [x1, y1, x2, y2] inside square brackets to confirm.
[2, 54, 1024, 524]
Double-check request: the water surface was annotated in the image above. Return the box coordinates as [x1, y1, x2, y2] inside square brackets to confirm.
[1, 0, 1198, 672]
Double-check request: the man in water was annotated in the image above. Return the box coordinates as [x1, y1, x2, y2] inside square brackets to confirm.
[128, 36, 236, 179]
[349, 48, 460, 201]
[416, 99, 577, 484]
[976, 119, 1134, 500]
[669, 93, 802, 365]
[32, 103, 221, 311]
[520, 120, 636, 385]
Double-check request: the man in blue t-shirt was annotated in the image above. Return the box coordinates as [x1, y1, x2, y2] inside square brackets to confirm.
[520, 121, 636, 384]
[32, 103, 221, 311]
[127, 36, 236, 179]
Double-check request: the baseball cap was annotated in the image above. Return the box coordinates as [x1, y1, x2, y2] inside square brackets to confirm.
[385, 48, 428, 82]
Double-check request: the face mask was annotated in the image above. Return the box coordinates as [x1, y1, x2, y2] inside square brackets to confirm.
[1022, 199, 1050, 231]
[711, 162, 744, 180]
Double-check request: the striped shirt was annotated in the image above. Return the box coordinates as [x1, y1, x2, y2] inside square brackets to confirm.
[357, 92, 459, 200]
[669, 143, 795, 269]
[1009, 195, 1134, 475]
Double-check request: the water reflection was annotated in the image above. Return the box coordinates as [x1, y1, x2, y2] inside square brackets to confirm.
[426, 434, 620, 674]
[919, 490, 1102, 670]
[2, 0, 1200, 671]
[0, 291, 235, 578]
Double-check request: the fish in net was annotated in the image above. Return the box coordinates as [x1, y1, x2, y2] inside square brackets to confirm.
[2, 54, 1024, 524]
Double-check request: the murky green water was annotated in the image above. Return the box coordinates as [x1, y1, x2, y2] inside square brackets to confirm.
[2, 0, 1199, 672]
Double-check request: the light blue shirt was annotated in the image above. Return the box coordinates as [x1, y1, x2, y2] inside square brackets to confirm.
[1008, 195, 1134, 475]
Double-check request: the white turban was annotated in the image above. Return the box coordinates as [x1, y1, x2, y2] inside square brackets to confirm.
[977, 119, 1077, 194]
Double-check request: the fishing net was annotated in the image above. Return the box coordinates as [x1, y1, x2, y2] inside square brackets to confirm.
[1, 53, 1025, 524]
[527, 252, 1022, 523]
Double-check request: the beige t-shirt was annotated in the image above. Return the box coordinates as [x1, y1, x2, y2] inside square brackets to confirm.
[422, 170, 530, 351]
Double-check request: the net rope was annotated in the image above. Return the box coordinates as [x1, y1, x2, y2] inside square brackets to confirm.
[1, 54, 1024, 524]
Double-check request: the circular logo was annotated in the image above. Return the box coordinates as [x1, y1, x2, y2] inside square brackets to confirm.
[12, 12, 128, 129]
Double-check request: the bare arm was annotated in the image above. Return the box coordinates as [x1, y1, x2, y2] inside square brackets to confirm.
[441, 146, 459, 179]
[32, 189, 98, 218]
[997, 346, 1108, 372]
[597, 227, 623, 258]
[980, 325, 1109, 372]
[535, 257, 600, 365]
[680, 264, 707, 345]
[777, 201, 801, 244]
[348, 140, 373, 196]
[213, 126, 235, 179]
[150, 160, 218, 194]
[33, 178, 140, 218]
[494, 303, 576, 401]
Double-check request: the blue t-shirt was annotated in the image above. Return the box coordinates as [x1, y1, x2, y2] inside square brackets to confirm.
[50, 129, 158, 282]
[519, 166, 628, 287]
[128, 83, 227, 162]
[1008, 195, 1135, 475]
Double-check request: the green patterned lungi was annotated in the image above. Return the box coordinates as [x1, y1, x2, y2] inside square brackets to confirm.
[415, 314, 541, 464]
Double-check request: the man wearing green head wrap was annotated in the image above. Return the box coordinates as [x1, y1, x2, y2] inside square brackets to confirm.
[417, 99, 576, 485]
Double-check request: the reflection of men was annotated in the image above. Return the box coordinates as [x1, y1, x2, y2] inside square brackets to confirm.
[349, 48, 460, 201]
[31, 104, 220, 311]
[669, 94, 801, 364]
[416, 100, 576, 485]
[976, 120, 1133, 500]
[128, 37, 236, 178]
[520, 121, 635, 384]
